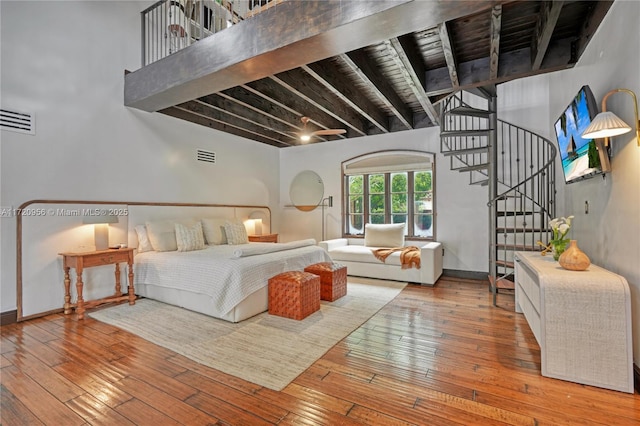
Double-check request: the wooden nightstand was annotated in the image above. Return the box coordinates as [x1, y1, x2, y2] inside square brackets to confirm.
[59, 248, 136, 320]
[248, 233, 278, 243]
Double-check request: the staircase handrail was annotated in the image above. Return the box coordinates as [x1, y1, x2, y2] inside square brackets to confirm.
[489, 118, 557, 218]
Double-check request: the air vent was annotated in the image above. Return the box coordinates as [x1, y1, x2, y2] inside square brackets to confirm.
[0, 109, 35, 135]
[197, 149, 216, 164]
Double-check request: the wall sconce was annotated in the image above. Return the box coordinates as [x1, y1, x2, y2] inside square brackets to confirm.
[321, 195, 333, 241]
[582, 88, 640, 148]
[83, 214, 118, 250]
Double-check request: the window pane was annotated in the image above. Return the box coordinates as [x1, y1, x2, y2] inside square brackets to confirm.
[414, 214, 433, 237]
[391, 193, 407, 213]
[369, 174, 385, 193]
[391, 214, 407, 226]
[349, 195, 363, 214]
[349, 175, 363, 194]
[391, 172, 407, 192]
[370, 194, 385, 214]
[414, 171, 432, 192]
[349, 215, 363, 234]
[370, 215, 385, 224]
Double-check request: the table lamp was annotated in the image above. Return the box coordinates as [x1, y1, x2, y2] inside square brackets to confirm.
[83, 214, 119, 250]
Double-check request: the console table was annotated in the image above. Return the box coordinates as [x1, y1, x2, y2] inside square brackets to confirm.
[514, 251, 633, 393]
[59, 248, 136, 320]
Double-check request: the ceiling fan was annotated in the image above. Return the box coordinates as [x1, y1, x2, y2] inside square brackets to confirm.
[297, 116, 346, 142]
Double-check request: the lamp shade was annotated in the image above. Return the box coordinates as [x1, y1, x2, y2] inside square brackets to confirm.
[82, 214, 119, 225]
[582, 111, 632, 139]
[83, 214, 118, 250]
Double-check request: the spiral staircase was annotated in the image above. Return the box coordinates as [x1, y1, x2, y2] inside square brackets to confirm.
[440, 91, 557, 305]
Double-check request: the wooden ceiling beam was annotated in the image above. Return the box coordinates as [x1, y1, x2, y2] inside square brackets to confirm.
[489, 5, 502, 80]
[385, 37, 440, 125]
[341, 51, 413, 130]
[197, 93, 303, 140]
[303, 62, 390, 133]
[271, 70, 368, 136]
[241, 79, 355, 137]
[438, 22, 460, 89]
[531, 1, 564, 71]
[173, 101, 295, 146]
[160, 107, 290, 147]
[574, 1, 614, 60]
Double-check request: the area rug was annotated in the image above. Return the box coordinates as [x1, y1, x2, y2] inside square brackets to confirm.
[89, 277, 406, 391]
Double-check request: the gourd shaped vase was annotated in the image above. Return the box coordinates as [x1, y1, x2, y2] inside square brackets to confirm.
[558, 240, 590, 271]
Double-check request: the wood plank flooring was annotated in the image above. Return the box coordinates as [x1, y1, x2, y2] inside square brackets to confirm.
[2, 277, 638, 425]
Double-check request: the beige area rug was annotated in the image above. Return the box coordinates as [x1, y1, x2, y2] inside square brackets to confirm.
[89, 277, 406, 391]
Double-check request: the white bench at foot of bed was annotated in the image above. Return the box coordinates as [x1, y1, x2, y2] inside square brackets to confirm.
[319, 238, 443, 285]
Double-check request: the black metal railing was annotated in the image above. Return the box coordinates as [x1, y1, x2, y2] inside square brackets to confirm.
[140, 0, 282, 66]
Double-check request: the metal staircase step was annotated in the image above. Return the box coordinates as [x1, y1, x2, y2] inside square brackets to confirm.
[471, 179, 489, 186]
[488, 275, 515, 290]
[440, 130, 490, 138]
[496, 211, 538, 217]
[442, 146, 489, 156]
[496, 227, 546, 233]
[495, 260, 515, 269]
[495, 244, 542, 252]
[446, 106, 491, 118]
[495, 194, 520, 200]
[454, 163, 489, 172]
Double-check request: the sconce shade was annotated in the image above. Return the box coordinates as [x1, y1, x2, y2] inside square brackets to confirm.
[582, 111, 632, 139]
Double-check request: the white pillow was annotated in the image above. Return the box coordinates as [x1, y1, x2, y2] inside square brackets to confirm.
[175, 222, 206, 252]
[364, 223, 405, 248]
[224, 220, 249, 245]
[134, 225, 154, 253]
[146, 219, 197, 252]
[201, 217, 228, 245]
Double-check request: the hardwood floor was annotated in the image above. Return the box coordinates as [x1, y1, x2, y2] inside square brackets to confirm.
[2, 277, 638, 425]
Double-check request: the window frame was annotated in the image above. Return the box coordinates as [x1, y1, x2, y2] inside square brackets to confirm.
[341, 150, 436, 241]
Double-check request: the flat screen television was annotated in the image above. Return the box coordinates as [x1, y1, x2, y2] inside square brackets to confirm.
[553, 85, 610, 184]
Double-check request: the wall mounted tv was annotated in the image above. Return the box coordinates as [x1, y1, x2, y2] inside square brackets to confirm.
[553, 85, 610, 184]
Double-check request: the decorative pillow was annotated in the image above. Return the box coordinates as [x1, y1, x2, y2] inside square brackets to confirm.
[201, 217, 228, 245]
[146, 219, 197, 252]
[224, 220, 249, 245]
[175, 222, 206, 252]
[364, 223, 405, 248]
[134, 225, 154, 253]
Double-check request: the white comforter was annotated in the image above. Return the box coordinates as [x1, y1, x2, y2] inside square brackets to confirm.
[134, 242, 331, 316]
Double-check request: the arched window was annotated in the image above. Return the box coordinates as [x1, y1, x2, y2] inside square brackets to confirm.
[342, 150, 435, 239]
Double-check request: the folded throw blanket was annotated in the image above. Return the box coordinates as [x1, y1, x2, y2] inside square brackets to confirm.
[371, 246, 421, 269]
[232, 238, 317, 258]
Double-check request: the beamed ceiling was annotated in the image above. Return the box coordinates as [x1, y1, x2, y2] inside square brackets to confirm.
[124, 0, 613, 147]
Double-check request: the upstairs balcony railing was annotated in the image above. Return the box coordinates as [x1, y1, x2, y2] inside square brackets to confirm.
[141, 0, 282, 66]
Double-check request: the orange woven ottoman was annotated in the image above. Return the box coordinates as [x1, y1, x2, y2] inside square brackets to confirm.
[268, 271, 320, 320]
[304, 262, 347, 302]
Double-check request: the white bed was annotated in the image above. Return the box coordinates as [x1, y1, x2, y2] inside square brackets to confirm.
[134, 241, 331, 322]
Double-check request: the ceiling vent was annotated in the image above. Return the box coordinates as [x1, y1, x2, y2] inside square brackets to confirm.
[197, 149, 216, 164]
[0, 109, 35, 135]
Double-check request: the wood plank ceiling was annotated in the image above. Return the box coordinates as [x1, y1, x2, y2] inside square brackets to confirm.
[124, 0, 613, 147]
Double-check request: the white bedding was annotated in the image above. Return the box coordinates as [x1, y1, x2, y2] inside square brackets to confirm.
[134, 242, 331, 320]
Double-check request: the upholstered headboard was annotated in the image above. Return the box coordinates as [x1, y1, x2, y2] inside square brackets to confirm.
[15, 199, 270, 321]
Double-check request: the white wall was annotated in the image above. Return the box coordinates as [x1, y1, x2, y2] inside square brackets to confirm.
[278, 127, 490, 274]
[499, 0, 640, 368]
[0, 1, 280, 314]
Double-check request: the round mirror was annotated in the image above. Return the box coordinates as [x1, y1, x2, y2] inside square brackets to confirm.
[290, 170, 324, 211]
